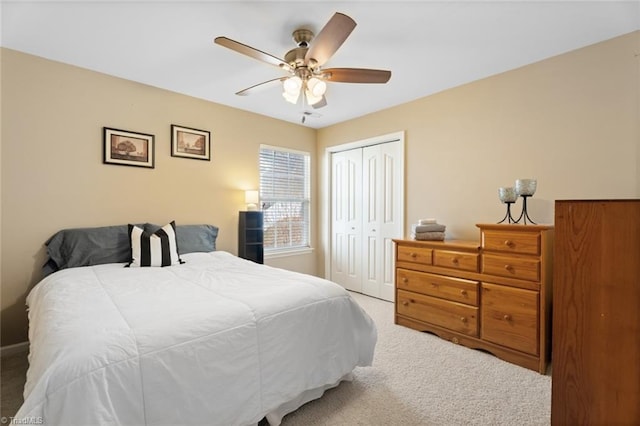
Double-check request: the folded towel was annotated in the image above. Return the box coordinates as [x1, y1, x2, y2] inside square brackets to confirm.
[412, 223, 446, 233]
[412, 231, 445, 241]
[418, 218, 437, 225]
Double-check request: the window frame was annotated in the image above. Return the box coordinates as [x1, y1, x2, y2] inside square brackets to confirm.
[259, 144, 312, 257]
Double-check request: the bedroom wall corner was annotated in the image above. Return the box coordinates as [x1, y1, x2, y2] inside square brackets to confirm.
[0, 48, 317, 346]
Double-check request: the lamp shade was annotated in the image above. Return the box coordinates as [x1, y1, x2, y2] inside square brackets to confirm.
[245, 190, 259, 210]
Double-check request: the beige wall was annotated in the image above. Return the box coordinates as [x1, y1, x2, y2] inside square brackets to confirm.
[317, 31, 639, 273]
[0, 48, 316, 346]
[2, 31, 639, 346]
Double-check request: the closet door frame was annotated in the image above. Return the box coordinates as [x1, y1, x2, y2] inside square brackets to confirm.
[325, 131, 405, 300]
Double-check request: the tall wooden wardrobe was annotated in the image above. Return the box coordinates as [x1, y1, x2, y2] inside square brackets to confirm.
[551, 200, 640, 425]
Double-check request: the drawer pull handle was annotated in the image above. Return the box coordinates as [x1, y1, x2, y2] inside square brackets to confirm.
[503, 314, 512, 321]
[402, 301, 409, 306]
[410, 252, 417, 258]
[431, 283, 438, 287]
[460, 316, 467, 323]
[402, 277, 408, 283]
[504, 240, 514, 247]
[460, 289, 468, 296]
[452, 258, 459, 265]
[504, 264, 514, 272]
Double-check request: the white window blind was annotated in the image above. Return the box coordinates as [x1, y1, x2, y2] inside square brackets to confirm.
[259, 145, 310, 252]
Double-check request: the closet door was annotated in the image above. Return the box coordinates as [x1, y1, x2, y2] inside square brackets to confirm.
[330, 148, 362, 292]
[362, 142, 403, 301]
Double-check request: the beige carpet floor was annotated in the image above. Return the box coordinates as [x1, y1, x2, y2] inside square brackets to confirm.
[1, 292, 551, 425]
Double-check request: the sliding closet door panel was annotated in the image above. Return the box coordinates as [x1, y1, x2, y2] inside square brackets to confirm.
[331, 149, 362, 292]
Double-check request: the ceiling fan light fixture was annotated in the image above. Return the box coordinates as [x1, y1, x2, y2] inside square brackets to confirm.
[307, 77, 327, 97]
[283, 76, 302, 95]
[282, 90, 300, 104]
[216, 13, 390, 112]
[305, 89, 323, 106]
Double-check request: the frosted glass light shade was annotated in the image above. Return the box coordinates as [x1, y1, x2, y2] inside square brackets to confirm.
[498, 187, 518, 203]
[282, 76, 302, 104]
[307, 77, 327, 97]
[305, 89, 323, 105]
[282, 91, 299, 104]
[515, 179, 537, 196]
[283, 76, 302, 94]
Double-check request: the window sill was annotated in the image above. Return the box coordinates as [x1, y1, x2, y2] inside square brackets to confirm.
[264, 247, 314, 259]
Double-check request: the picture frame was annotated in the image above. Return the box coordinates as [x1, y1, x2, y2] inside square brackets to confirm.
[171, 124, 211, 161]
[103, 127, 155, 168]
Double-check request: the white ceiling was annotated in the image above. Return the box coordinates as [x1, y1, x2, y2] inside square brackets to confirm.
[2, 1, 639, 129]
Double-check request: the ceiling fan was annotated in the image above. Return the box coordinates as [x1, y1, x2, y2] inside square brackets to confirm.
[214, 12, 391, 109]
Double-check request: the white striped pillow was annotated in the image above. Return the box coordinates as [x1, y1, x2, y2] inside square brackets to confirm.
[127, 221, 183, 267]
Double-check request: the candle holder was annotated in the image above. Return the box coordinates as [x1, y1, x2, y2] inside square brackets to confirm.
[513, 179, 537, 225]
[497, 187, 518, 224]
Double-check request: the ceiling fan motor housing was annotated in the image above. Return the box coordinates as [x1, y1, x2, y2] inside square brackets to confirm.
[292, 29, 313, 47]
[284, 47, 308, 68]
[286, 28, 317, 69]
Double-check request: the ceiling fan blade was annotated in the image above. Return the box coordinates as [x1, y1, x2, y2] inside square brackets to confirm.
[305, 12, 356, 66]
[312, 96, 327, 109]
[322, 68, 391, 84]
[235, 77, 287, 96]
[215, 36, 290, 70]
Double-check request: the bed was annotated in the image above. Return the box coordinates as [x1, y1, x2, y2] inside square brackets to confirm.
[15, 223, 377, 426]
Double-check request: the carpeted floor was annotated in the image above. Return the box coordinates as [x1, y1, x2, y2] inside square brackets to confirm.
[1, 292, 551, 425]
[1, 349, 29, 420]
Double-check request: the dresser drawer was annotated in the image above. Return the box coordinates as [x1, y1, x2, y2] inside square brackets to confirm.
[433, 250, 479, 272]
[481, 283, 539, 355]
[482, 230, 540, 255]
[396, 269, 479, 306]
[482, 254, 540, 282]
[397, 289, 478, 336]
[397, 245, 433, 265]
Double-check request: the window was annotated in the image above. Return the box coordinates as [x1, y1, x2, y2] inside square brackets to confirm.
[259, 145, 310, 253]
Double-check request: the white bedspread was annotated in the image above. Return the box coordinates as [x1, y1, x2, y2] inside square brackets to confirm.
[16, 251, 377, 426]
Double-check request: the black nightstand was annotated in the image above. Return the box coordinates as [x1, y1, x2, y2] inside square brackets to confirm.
[238, 211, 264, 264]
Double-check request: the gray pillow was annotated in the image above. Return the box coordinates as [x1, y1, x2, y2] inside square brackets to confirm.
[44, 224, 139, 275]
[43, 223, 219, 276]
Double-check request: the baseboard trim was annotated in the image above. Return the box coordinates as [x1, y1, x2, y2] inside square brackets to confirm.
[1, 341, 29, 358]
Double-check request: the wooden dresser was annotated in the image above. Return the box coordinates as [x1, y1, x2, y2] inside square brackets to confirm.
[394, 223, 553, 373]
[551, 200, 639, 425]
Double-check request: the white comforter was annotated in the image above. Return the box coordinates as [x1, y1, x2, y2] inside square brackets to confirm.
[16, 251, 377, 426]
